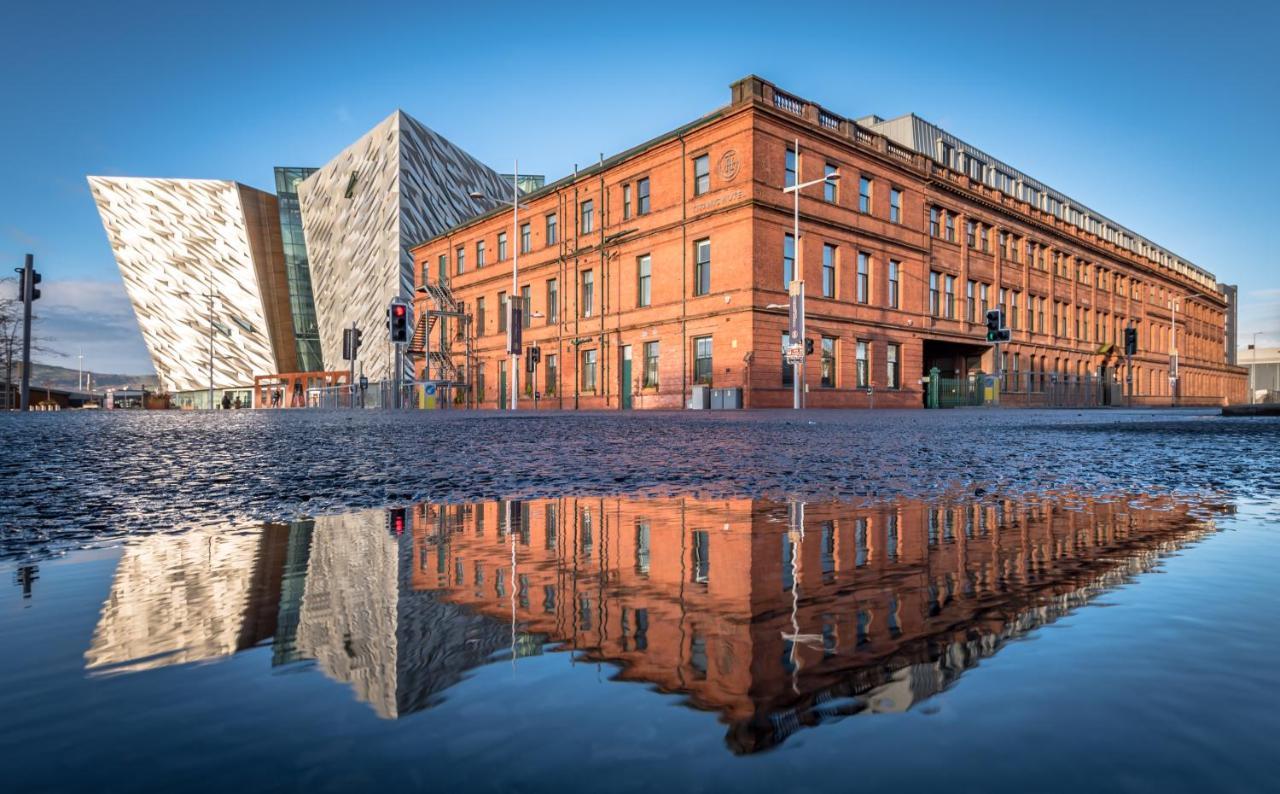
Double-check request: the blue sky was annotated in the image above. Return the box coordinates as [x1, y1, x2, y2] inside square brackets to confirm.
[2, 0, 1276, 373]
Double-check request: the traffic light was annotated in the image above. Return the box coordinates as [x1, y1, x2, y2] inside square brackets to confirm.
[526, 345, 540, 372]
[1124, 327, 1138, 356]
[388, 301, 409, 343]
[15, 268, 40, 301]
[985, 308, 1010, 343]
[804, 338, 815, 356]
[343, 327, 365, 360]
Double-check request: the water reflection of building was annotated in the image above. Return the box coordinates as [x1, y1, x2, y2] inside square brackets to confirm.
[86, 512, 509, 719]
[84, 494, 1224, 749]
[292, 510, 510, 718]
[407, 495, 1226, 753]
[85, 526, 290, 673]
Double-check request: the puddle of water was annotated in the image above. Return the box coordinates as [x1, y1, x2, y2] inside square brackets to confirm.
[1, 492, 1276, 792]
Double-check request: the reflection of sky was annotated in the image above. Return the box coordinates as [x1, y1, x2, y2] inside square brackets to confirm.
[0, 496, 1277, 791]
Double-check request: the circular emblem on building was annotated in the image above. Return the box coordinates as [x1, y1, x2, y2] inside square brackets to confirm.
[717, 150, 740, 182]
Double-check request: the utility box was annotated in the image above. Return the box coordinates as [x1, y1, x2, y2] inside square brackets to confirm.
[710, 388, 742, 409]
[689, 385, 710, 410]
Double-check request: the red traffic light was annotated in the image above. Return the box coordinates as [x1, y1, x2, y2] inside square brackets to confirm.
[393, 304, 406, 317]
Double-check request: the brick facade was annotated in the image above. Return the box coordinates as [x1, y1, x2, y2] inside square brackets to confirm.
[411, 76, 1246, 410]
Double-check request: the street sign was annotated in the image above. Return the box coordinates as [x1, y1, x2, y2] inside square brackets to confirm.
[424, 384, 437, 396]
[785, 343, 805, 364]
[359, 376, 368, 391]
[788, 281, 805, 342]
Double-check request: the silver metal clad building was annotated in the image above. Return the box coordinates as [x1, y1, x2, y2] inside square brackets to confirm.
[88, 176, 298, 394]
[298, 110, 510, 381]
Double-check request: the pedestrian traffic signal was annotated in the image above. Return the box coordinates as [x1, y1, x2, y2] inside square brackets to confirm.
[386, 507, 406, 535]
[1124, 327, 1138, 356]
[388, 300, 409, 343]
[985, 309, 1010, 342]
[15, 268, 40, 301]
[804, 338, 815, 356]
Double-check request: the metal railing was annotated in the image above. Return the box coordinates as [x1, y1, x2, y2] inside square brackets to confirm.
[927, 369, 1126, 409]
[308, 381, 420, 410]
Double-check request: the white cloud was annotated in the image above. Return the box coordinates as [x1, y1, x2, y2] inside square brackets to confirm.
[31, 278, 154, 375]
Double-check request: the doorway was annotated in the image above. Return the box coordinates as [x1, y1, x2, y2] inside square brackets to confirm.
[620, 345, 633, 410]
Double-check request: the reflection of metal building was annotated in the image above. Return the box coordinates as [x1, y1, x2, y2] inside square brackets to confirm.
[274, 168, 323, 371]
[293, 509, 509, 718]
[85, 525, 289, 673]
[88, 177, 299, 396]
[297, 110, 511, 381]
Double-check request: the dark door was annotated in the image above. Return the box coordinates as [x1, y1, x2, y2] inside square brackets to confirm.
[621, 346, 633, 410]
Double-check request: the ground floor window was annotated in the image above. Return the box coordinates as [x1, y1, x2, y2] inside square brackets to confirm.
[693, 336, 712, 385]
[642, 341, 659, 388]
[821, 337, 836, 387]
[886, 343, 900, 389]
[856, 340, 869, 387]
[545, 354, 557, 395]
[582, 349, 597, 391]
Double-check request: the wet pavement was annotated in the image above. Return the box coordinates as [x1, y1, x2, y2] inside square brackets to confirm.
[3, 408, 1279, 560]
[2, 409, 1279, 792]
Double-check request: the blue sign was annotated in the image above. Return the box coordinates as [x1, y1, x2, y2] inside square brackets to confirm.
[424, 384, 437, 396]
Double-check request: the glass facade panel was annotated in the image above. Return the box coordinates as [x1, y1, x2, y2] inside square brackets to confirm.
[274, 167, 322, 371]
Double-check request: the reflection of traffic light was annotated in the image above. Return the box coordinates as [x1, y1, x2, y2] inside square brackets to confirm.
[804, 338, 814, 356]
[389, 301, 409, 343]
[387, 507, 406, 535]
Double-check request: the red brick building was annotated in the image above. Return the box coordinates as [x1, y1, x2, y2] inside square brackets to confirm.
[411, 76, 1245, 409]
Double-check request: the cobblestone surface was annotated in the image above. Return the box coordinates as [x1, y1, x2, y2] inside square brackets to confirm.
[3, 408, 1279, 558]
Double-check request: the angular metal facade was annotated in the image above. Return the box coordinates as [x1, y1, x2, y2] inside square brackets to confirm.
[298, 110, 509, 381]
[88, 176, 298, 393]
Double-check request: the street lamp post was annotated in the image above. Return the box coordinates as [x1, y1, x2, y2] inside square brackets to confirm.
[780, 138, 838, 410]
[471, 165, 527, 412]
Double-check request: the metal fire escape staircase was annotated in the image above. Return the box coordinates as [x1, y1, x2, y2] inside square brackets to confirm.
[410, 279, 473, 405]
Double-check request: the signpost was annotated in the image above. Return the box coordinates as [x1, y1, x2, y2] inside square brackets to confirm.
[787, 281, 805, 410]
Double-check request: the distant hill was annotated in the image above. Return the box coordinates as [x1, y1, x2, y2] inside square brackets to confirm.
[6, 362, 160, 393]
